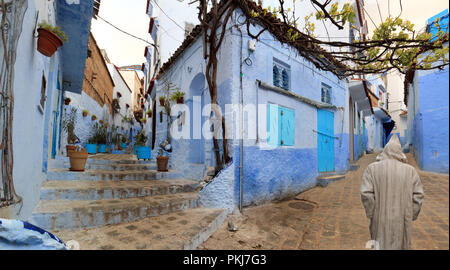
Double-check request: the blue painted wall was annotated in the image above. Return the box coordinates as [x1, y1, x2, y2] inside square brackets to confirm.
[413, 67, 449, 173]
[157, 8, 350, 210]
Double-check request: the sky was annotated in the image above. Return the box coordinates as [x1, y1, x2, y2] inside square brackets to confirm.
[91, 0, 449, 67]
[91, 0, 150, 67]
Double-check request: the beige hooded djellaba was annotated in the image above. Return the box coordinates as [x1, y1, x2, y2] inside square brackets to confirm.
[361, 135, 424, 250]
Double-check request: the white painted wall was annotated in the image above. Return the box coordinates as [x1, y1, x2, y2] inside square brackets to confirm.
[7, 0, 61, 220]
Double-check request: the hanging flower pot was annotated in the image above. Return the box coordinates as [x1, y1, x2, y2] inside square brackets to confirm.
[170, 91, 185, 104]
[37, 28, 64, 57]
[99, 120, 103, 124]
[147, 110, 152, 118]
[64, 98, 71, 105]
[159, 97, 165, 106]
[142, 118, 147, 124]
[91, 115, 97, 121]
[82, 110, 88, 117]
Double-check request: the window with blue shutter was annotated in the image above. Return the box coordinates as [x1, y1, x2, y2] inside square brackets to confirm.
[267, 104, 295, 146]
[273, 59, 290, 90]
[280, 107, 295, 146]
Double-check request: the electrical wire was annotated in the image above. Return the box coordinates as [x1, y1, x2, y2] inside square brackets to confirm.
[96, 15, 156, 48]
[152, 0, 186, 32]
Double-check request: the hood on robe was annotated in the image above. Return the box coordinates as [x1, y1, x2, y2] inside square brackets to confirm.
[376, 134, 407, 163]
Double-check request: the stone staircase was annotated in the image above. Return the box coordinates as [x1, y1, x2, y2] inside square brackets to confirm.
[31, 155, 227, 249]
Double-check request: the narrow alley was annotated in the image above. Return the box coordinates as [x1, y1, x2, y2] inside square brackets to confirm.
[199, 153, 449, 250]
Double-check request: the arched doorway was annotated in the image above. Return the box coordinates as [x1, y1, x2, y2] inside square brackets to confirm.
[187, 73, 206, 164]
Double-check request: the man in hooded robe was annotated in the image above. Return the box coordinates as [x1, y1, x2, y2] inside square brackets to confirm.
[361, 134, 424, 250]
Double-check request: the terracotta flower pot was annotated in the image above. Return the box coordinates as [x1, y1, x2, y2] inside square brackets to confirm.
[176, 97, 184, 104]
[99, 120, 103, 124]
[68, 148, 88, 171]
[91, 116, 97, 121]
[159, 99, 165, 106]
[66, 145, 77, 157]
[82, 112, 88, 117]
[147, 112, 152, 118]
[156, 156, 169, 172]
[37, 28, 63, 57]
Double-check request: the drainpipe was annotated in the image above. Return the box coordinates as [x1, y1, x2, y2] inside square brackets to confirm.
[236, 26, 244, 213]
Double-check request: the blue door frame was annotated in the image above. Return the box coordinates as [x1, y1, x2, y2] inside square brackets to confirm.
[317, 109, 335, 172]
[51, 72, 61, 159]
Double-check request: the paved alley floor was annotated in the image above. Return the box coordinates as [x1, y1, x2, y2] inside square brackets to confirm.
[198, 153, 449, 250]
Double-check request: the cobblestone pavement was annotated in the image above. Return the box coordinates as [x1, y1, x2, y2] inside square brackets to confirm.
[54, 208, 225, 250]
[199, 153, 449, 250]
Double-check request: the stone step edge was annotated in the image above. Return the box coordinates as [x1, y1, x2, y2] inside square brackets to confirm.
[39, 180, 199, 200]
[33, 192, 199, 214]
[183, 208, 229, 250]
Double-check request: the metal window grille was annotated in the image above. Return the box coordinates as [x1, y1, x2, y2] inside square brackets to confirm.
[273, 59, 290, 90]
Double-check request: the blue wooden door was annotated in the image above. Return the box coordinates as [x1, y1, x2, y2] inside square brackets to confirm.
[317, 109, 334, 172]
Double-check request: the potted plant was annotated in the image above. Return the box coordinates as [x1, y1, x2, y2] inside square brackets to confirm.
[156, 140, 171, 172]
[110, 126, 121, 151]
[37, 21, 68, 57]
[62, 108, 78, 156]
[141, 118, 147, 124]
[63, 108, 88, 171]
[121, 135, 127, 149]
[97, 123, 108, 153]
[68, 146, 89, 171]
[146, 109, 152, 118]
[82, 109, 89, 117]
[64, 98, 71, 105]
[86, 135, 98, 154]
[159, 96, 166, 106]
[91, 114, 97, 121]
[134, 131, 150, 160]
[170, 90, 185, 104]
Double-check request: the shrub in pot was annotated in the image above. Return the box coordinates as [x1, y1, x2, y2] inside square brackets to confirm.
[96, 123, 108, 153]
[135, 131, 150, 160]
[37, 21, 68, 57]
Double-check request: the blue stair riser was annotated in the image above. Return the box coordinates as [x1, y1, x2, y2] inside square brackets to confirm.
[32, 199, 199, 230]
[40, 184, 198, 201]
